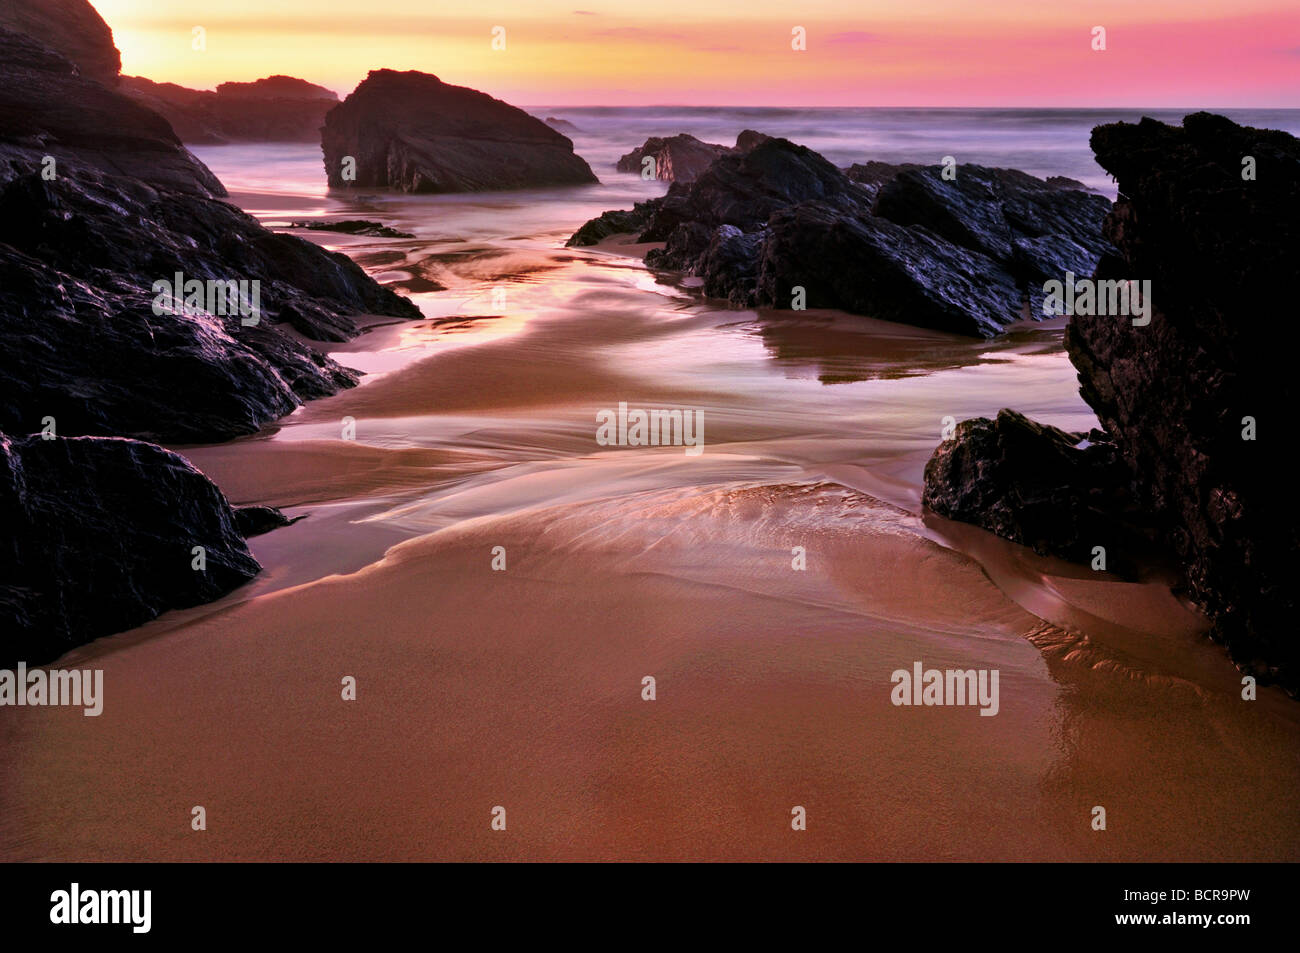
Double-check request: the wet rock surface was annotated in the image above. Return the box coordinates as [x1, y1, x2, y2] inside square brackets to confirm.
[0, 435, 259, 668]
[0, 29, 420, 444]
[576, 137, 1111, 336]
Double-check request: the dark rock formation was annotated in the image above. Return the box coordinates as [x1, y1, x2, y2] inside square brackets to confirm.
[565, 201, 659, 247]
[924, 113, 1300, 691]
[233, 504, 300, 537]
[616, 133, 731, 183]
[1072, 113, 1300, 687]
[0, 434, 259, 667]
[120, 75, 340, 144]
[286, 219, 415, 238]
[0, 29, 420, 444]
[615, 129, 771, 183]
[922, 410, 1152, 574]
[0, 0, 119, 85]
[321, 70, 598, 192]
[544, 116, 580, 133]
[574, 137, 1111, 337]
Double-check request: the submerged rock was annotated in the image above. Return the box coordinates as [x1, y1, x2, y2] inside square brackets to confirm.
[924, 113, 1300, 691]
[233, 505, 301, 537]
[575, 137, 1110, 336]
[0, 434, 259, 667]
[321, 69, 598, 192]
[121, 74, 340, 145]
[286, 219, 416, 238]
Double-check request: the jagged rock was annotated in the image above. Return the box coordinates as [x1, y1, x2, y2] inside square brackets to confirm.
[873, 165, 1113, 285]
[1069, 112, 1300, 689]
[615, 130, 773, 183]
[0, 30, 420, 444]
[923, 113, 1300, 691]
[755, 201, 1023, 336]
[286, 219, 415, 238]
[573, 137, 1108, 336]
[0, 434, 259, 666]
[321, 70, 598, 192]
[922, 410, 1151, 572]
[121, 75, 339, 145]
[616, 133, 732, 183]
[0, 0, 119, 85]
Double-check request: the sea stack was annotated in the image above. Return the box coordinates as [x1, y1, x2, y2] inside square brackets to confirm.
[321, 69, 598, 192]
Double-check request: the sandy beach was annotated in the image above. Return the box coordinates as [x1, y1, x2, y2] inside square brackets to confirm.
[3, 136, 1298, 863]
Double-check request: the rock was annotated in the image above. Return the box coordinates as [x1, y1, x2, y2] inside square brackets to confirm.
[923, 113, 1300, 691]
[544, 116, 580, 133]
[233, 504, 300, 537]
[0, 30, 421, 444]
[572, 137, 1108, 337]
[0, 0, 119, 85]
[321, 69, 598, 192]
[614, 129, 777, 184]
[922, 410, 1151, 572]
[286, 219, 415, 238]
[734, 129, 771, 153]
[0, 434, 259, 667]
[1069, 112, 1300, 689]
[120, 74, 340, 145]
[0, 30, 222, 196]
[564, 200, 661, 247]
[873, 165, 1113, 285]
[754, 201, 1023, 336]
[616, 134, 732, 183]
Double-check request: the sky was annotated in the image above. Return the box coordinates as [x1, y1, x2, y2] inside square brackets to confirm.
[93, 0, 1300, 106]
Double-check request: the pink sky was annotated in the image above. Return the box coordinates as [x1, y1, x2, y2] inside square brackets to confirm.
[93, 0, 1300, 106]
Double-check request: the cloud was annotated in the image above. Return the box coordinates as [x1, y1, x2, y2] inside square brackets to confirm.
[572, 9, 598, 14]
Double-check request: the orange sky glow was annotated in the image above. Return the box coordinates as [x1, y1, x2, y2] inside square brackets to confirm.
[92, 0, 1300, 106]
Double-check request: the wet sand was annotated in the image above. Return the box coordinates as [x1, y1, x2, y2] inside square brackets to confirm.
[2, 152, 1298, 862]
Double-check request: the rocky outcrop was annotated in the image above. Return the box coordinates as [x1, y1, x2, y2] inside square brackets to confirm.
[574, 137, 1111, 337]
[922, 410, 1152, 575]
[544, 117, 580, 133]
[1072, 113, 1300, 687]
[617, 134, 731, 183]
[321, 70, 598, 192]
[120, 75, 340, 144]
[565, 201, 659, 247]
[924, 113, 1300, 690]
[0, 0, 119, 84]
[615, 129, 771, 183]
[0, 29, 420, 444]
[0, 434, 260, 668]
